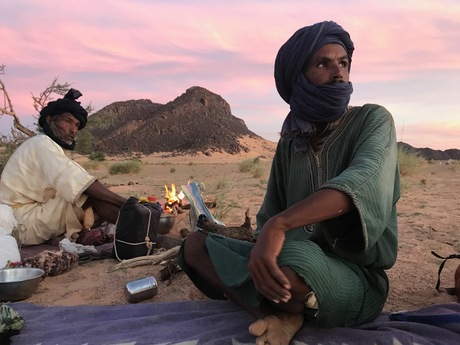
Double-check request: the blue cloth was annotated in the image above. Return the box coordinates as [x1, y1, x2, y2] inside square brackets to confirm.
[9, 301, 460, 345]
[274, 21, 355, 151]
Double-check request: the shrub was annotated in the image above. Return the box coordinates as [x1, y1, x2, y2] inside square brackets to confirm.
[108, 160, 141, 175]
[251, 165, 264, 178]
[238, 159, 254, 173]
[239, 158, 266, 178]
[82, 160, 102, 171]
[212, 193, 233, 221]
[397, 147, 427, 176]
[216, 178, 229, 190]
[88, 151, 106, 161]
[0, 138, 19, 175]
[75, 128, 96, 155]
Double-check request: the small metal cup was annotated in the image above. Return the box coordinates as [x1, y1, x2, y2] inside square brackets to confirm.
[124, 276, 158, 303]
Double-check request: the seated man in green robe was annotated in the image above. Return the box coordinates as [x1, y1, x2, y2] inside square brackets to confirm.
[178, 20, 400, 345]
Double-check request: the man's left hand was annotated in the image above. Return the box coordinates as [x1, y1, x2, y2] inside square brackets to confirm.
[248, 218, 291, 303]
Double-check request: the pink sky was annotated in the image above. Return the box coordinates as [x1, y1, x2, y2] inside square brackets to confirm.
[0, 0, 459, 150]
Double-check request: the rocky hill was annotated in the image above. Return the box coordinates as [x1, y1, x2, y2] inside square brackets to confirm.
[82, 86, 458, 160]
[85, 86, 263, 155]
[397, 142, 460, 161]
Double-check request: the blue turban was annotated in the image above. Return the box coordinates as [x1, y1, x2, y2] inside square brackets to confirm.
[274, 21, 354, 151]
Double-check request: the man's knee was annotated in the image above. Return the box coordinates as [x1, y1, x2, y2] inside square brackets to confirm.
[183, 231, 208, 264]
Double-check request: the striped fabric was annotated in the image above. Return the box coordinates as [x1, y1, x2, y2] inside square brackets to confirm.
[203, 232, 388, 327]
[180, 104, 400, 328]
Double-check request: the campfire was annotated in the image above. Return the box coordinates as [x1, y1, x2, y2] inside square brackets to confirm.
[164, 184, 185, 213]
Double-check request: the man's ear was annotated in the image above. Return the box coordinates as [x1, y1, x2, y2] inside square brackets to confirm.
[45, 115, 53, 125]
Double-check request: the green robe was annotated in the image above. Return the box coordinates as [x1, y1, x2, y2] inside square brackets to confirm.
[178, 104, 400, 327]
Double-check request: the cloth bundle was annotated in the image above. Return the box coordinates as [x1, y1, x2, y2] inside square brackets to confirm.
[22, 250, 78, 277]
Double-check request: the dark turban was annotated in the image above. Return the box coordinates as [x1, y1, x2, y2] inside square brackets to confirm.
[274, 21, 355, 151]
[38, 88, 88, 130]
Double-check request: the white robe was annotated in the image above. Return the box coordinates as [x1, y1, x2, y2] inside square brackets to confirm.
[0, 134, 96, 244]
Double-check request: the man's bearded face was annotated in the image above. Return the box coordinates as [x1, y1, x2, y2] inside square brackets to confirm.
[48, 112, 80, 145]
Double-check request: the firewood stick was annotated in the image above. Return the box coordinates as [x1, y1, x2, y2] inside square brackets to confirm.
[196, 208, 254, 242]
[110, 246, 180, 271]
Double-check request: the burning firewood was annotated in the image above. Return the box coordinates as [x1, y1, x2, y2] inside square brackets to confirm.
[196, 208, 255, 242]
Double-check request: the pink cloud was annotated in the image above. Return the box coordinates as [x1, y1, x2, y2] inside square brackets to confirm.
[396, 122, 460, 150]
[1, 0, 459, 150]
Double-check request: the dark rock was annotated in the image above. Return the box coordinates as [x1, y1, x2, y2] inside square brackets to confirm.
[397, 142, 459, 161]
[84, 86, 263, 156]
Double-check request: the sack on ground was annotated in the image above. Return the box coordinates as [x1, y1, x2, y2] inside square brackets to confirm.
[113, 196, 162, 261]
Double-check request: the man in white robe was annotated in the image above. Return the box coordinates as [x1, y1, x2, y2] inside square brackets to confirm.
[0, 89, 126, 245]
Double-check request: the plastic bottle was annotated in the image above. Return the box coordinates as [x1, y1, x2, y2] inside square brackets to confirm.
[147, 196, 163, 212]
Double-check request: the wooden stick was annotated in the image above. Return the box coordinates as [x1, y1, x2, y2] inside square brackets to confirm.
[197, 208, 254, 242]
[110, 245, 180, 271]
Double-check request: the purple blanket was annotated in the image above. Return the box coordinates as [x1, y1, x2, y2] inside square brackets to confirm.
[9, 300, 460, 345]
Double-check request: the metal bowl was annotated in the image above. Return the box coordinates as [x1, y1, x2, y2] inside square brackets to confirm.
[157, 213, 176, 235]
[0, 267, 45, 302]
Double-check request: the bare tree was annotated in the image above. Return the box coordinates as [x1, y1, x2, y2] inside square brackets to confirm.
[30, 76, 72, 114]
[1, 76, 94, 139]
[0, 79, 36, 137]
[30, 76, 94, 118]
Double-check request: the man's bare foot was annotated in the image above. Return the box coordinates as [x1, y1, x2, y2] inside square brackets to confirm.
[249, 312, 304, 345]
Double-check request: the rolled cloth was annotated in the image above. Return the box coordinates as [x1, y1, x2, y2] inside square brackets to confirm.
[274, 21, 355, 150]
[38, 88, 88, 130]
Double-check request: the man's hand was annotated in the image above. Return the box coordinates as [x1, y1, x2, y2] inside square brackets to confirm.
[248, 189, 354, 304]
[248, 217, 292, 304]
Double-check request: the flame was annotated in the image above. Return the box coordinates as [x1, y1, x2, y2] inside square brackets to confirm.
[164, 184, 184, 212]
[165, 184, 177, 203]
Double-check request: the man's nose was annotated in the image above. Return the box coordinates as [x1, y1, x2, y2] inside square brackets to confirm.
[70, 124, 79, 135]
[331, 64, 343, 81]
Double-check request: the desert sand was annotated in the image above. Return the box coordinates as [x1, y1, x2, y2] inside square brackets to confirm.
[23, 136, 459, 313]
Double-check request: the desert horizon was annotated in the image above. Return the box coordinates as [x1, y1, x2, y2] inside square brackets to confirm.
[10, 135, 457, 315]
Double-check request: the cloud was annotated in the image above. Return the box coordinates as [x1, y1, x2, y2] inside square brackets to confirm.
[0, 0, 459, 150]
[396, 122, 459, 150]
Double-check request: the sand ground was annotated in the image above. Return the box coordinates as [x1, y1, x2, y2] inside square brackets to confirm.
[23, 136, 459, 312]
